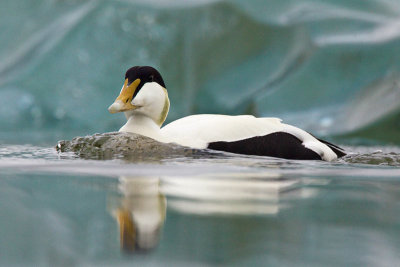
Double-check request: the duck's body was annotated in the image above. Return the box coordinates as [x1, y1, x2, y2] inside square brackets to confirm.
[109, 66, 346, 161]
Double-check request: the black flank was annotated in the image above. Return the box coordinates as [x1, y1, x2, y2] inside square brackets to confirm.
[207, 132, 322, 160]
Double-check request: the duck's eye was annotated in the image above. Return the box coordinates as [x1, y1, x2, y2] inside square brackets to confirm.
[149, 75, 154, 82]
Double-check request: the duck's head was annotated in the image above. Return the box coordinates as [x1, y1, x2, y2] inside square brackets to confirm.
[108, 66, 170, 126]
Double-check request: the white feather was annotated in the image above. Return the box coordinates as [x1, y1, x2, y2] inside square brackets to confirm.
[281, 124, 337, 161]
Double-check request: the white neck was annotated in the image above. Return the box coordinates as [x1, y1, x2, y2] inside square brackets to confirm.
[119, 113, 164, 141]
[116, 82, 171, 143]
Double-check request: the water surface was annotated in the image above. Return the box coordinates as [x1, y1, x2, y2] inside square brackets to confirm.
[1, 144, 400, 266]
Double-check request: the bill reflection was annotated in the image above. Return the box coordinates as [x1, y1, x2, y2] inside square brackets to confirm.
[109, 177, 166, 253]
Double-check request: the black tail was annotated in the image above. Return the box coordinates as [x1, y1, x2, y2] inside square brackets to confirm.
[317, 138, 346, 158]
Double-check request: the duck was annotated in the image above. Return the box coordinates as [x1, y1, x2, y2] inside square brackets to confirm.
[108, 66, 346, 161]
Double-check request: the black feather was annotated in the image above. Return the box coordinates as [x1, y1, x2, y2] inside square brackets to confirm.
[207, 132, 322, 160]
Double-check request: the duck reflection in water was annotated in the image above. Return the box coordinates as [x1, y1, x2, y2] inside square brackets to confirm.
[109, 177, 166, 253]
[109, 173, 323, 253]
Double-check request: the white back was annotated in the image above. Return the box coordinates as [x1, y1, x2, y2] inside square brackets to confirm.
[161, 114, 283, 148]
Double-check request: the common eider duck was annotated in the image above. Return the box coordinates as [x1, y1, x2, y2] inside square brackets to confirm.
[108, 66, 346, 161]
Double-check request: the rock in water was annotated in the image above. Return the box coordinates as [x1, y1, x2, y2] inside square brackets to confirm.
[56, 132, 212, 160]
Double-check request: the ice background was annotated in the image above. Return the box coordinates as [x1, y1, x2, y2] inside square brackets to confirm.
[1, 0, 400, 144]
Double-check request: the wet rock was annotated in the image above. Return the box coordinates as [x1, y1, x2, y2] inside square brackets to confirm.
[340, 151, 400, 167]
[56, 132, 214, 160]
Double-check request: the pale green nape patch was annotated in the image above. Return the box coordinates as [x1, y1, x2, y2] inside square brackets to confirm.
[157, 87, 170, 126]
